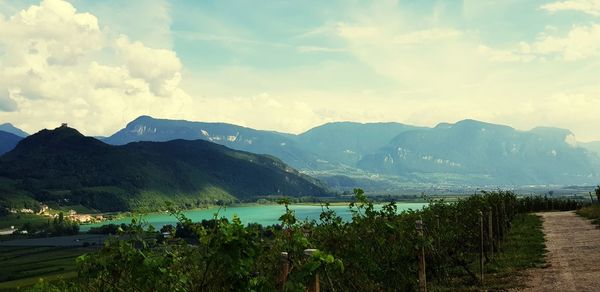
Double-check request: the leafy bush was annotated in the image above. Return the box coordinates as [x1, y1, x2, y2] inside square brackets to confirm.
[17, 212, 79, 236]
[36, 190, 580, 291]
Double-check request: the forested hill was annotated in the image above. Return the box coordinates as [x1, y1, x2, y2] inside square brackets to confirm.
[0, 126, 330, 212]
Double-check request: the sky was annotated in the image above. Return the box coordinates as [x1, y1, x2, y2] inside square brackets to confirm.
[1, 0, 600, 141]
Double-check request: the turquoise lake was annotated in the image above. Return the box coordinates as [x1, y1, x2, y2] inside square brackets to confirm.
[80, 203, 428, 231]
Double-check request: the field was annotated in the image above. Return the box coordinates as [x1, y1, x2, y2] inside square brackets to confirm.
[0, 246, 94, 291]
[0, 214, 49, 230]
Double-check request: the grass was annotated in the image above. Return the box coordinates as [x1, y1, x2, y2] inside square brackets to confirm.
[576, 204, 600, 226]
[0, 246, 94, 291]
[481, 213, 546, 290]
[432, 213, 547, 291]
[0, 214, 50, 230]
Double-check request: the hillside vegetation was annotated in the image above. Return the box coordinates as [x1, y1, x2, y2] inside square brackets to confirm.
[27, 190, 581, 291]
[0, 126, 330, 212]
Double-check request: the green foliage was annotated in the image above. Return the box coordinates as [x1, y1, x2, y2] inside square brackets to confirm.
[87, 223, 130, 235]
[432, 213, 547, 291]
[516, 195, 583, 212]
[577, 204, 600, 226]
[14, 212, 79, 236]
[0, 126, 330, 213]
[34, 189, 581, 291]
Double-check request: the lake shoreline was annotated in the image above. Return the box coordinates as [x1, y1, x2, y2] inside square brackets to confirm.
[77, 199, 428, 226]
[79, 202, 430, 231]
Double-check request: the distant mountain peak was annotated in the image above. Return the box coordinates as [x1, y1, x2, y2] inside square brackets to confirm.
[0, 123, 29, 137]
[127, 115, 157, 126]
[453, 119, 513, 129]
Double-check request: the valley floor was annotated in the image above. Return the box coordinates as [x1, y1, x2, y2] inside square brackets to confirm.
[519, 211, 600, 291]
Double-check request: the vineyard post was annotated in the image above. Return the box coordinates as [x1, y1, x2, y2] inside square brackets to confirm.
[279, 252, 289, 291]
[479, 211, 484, 284]
[416, 219, 427, 292]
[500, 201, 506, 241]
[494, 205, 500, 251]
[488, 207, 493, 259]
[435, 215, 440, 250]
[304, 249, 320, 292]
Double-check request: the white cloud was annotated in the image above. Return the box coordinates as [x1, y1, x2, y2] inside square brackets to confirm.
[0, 0, 191, 135]
[534, 24, 600, 60]
[0, 0, 104, 67]
[115, 36, 182, 97]
[541, 0, 600, 16]
[479, 24, 600, 62]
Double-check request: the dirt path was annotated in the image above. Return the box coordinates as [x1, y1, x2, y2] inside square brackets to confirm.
[520, 211, 600, 292]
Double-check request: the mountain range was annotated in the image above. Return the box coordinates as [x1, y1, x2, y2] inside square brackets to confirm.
[98, 116, 600, 188]
[0, 126, 329, 212]
[2, 116, 599, 194]
[358, 120, 599, 185]
[103, 116, 319, 169]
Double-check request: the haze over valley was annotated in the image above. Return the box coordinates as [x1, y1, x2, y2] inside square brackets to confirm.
[1, 116, 598, 213]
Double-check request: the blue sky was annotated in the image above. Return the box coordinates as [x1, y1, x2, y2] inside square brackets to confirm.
[1, 0, 600, 141]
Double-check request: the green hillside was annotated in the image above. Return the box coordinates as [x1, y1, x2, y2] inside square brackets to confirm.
[0, 126, 330, 212]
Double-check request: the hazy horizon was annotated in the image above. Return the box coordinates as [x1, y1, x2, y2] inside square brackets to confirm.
[4, 115, 599, 144]
[1, 0, 600, 141]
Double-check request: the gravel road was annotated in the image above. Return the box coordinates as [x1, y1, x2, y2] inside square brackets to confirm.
[520, 211, 600, 292]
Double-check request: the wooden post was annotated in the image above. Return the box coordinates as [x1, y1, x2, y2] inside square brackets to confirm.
[304, 249, 320, 292]
[488, 208, 494, 259]
[434, 215, 440, 250]
[500, 201, 506, 240]
[590, 192, 594, 204]
[279, 252, 289, 291]
[494, 205, 500, 251]
[479, 211, 484, 284]
[416, 220, 427, 292]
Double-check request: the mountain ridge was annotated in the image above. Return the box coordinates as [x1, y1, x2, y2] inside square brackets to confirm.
[6, 116, 598, 194]
[358, 119, 599, 185]
[0, 126, 330, 212]
[0, 123, 28, 137]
